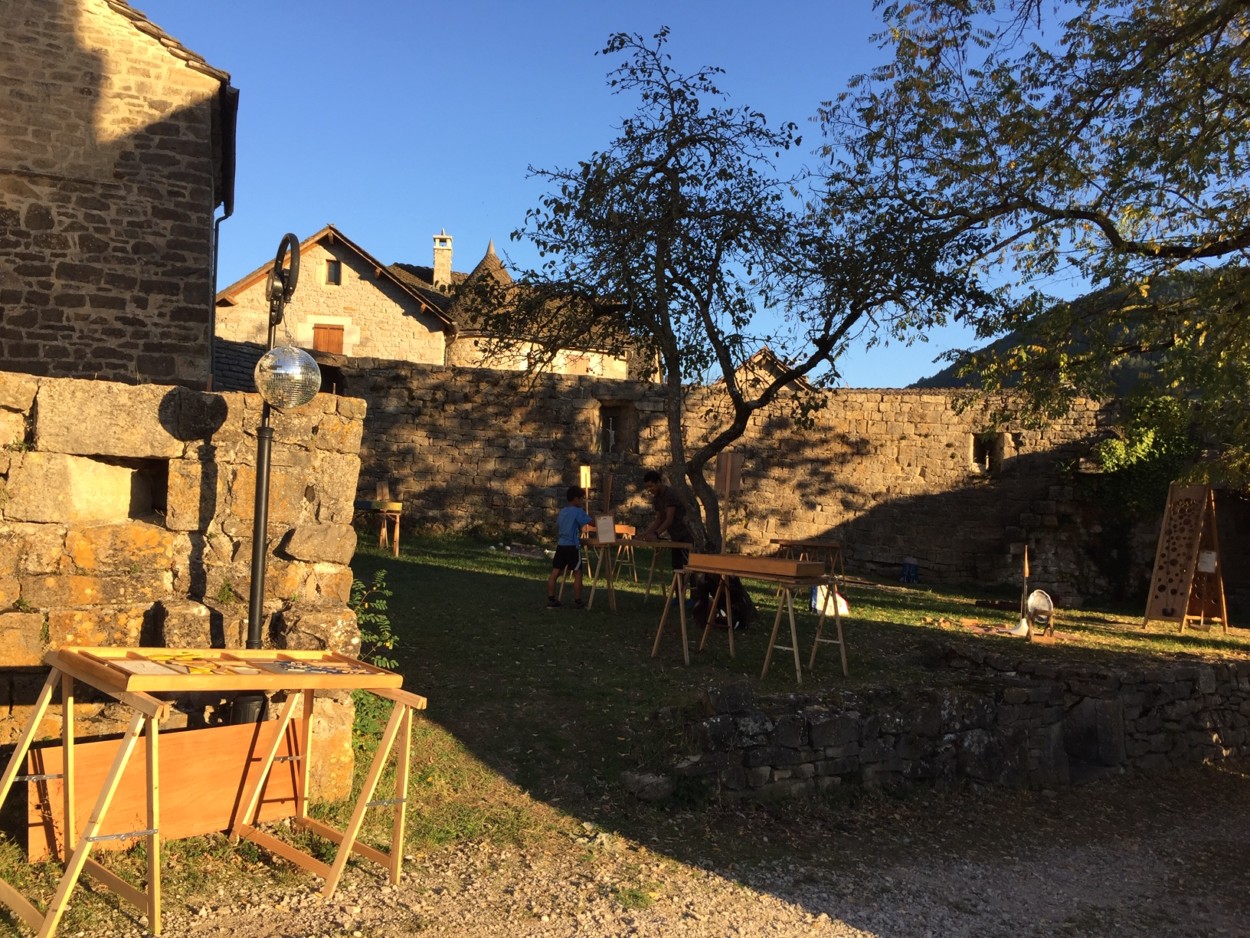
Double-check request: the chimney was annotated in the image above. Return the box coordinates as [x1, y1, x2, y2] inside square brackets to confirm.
[432, 229, 453, 291]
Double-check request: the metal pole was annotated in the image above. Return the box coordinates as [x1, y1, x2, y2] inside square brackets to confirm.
[232, 235, 300, 724]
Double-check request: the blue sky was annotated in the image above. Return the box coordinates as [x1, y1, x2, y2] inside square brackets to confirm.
[136, 0, 983, 387]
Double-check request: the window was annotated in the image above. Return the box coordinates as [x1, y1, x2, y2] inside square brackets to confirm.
[599, 402, 638, 455]
[312, 324, 345, 354]
[325, 259, 342, 286]
[971, 431, 1004, 473]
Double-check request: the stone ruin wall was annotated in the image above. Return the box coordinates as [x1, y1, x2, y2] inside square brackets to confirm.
[1, 0, 225, 389]
[342, 359, 1118, 603]
[672, 643, 1250, 802]
[0, 371, 364, 798]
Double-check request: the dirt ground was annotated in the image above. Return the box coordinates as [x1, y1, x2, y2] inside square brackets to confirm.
[86, 759, 1250, 938]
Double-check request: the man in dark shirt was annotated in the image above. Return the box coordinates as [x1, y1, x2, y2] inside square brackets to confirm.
[638, 469, 692, 570]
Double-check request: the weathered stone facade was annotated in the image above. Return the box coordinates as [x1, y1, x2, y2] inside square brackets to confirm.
[0, 372, 364, 798]
[676, 643, 1250, 801]
[217, 236, 449, 365]
[0, 0, 234, 388]
[338, 358, 1120, 601]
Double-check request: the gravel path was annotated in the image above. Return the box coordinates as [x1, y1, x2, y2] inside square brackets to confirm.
[66, 761, 1250, 938]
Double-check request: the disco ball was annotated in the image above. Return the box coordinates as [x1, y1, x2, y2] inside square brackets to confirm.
[254, 345, 321, 409]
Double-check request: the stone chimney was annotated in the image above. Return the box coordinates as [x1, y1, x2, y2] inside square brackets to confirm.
[432, 230, 453, 292]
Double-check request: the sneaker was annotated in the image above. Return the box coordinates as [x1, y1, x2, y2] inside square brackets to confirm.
[547, 597, 561, 608]
[574, 598, 585, 609]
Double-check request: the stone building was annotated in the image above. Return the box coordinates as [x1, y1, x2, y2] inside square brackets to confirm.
[0, 0, 237, 389]
[215, 225, 636, 382]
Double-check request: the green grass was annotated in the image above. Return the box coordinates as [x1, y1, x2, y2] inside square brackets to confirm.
[3, 531, 1248, 933]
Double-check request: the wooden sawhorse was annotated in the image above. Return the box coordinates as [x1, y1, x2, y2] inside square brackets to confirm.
[0, 648, 426, 938]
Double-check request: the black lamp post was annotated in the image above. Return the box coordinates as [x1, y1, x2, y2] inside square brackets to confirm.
[231, 233, 321, 724]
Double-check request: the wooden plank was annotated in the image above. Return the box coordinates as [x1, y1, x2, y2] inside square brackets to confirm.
[296, 817, 391, 869]
[27, 720, 304, 862]
[686, 553, 825, 580]
[0, 877, 44, 933]
[44, 647, 402, 694]
[82, 857, 146, 911]
[235, 824, 332, 879]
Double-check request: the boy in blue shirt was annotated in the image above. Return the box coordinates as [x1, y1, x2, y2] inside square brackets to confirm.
[547, 486, 594, 608]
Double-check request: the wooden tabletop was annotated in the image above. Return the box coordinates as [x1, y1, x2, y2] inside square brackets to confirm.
[685, 553, 826, 582]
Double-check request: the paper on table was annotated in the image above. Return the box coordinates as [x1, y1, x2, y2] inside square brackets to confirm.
[595, 515, 616, 543]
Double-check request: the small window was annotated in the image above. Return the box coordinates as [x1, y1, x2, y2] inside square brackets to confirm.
[971, 431, 1004, 473]
[319, 364, 344, 395]
[325, 259, 342, 286]
[600, 402, 638, 455]
[313, 324, 345, 354]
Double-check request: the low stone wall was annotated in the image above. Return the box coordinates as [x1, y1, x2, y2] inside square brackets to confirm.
[0, 372, 365, 798]
[674, 643, 1250, 800]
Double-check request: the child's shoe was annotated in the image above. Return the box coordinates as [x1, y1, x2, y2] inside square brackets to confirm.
[547, 597, 561, 608]
[574, 598, 585, 609]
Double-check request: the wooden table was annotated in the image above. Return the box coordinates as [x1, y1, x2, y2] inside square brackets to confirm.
[770, 538, 845, 583]
[633, 540, 694, 604]
[653, 554, 847, 683]
[0, 647, 426, 937]
[355, 499, 402, 556]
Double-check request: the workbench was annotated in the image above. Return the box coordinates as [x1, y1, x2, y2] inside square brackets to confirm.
[652, 553, 847, 682]
[0, 647, 426, 937]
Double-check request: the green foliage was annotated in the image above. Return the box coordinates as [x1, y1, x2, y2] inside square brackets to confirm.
[1095, 395, 1198, 510]
[215, 581, 240, 605]
[825, 0, 1250, 476]
[349, 568, 397, 669]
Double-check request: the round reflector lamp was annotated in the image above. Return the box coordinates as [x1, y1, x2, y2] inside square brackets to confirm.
[254, 345, 321, 408]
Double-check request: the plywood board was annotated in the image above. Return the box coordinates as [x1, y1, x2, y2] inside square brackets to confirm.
[26, 720, 303, 861]
[686, 553, 825, 580]
[1143, 484, 1210, 625]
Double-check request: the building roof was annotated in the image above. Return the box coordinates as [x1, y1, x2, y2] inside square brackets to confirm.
[112, 2, 237, 213]
[109, 1, 233, 83]
[215, 224, 459, 334]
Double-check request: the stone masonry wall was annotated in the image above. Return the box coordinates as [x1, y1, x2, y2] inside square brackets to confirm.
[676, 644, 1250, 801]
[0, 372, 365, 799]
[341, 359, 1115, 601]
[0, 0, 224, 388]
[217, 241, 448, 364]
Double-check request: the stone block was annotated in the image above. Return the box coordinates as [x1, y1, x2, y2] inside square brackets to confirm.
[0, 410, 26, 447]
[165, 457, 215, 531]
[46, 604, 152, 647]
[0, 576, 19, 609]
[3, 452, 140, 524]
[279, 523, 357, 565]
[0, 612, 46, 665]
[65, 521, 176, 573]
[272, 604, 359, 654]
[0, 372, 38, 413]
[0, 523, 66, 576]
[308, 692, 356, 801]
[33, 380, 193, 458]
[156, 599, 215, 647]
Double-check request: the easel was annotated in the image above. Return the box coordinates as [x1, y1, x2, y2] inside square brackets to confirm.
[0, 647, 427, 937]
[559, 467, 616, 603]
[1142, 483, 1229, 632]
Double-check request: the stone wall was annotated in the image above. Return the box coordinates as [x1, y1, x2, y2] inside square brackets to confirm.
[0, 372, 364, 798]
[0, 0, 228, 388]
[675, 644, 1250, 800]
[339, 359, 1118, 601]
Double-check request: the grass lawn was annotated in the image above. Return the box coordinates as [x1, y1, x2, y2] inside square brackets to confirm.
[343, 534, 1250, 854]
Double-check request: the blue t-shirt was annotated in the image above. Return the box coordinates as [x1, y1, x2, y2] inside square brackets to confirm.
[557, 505, 594, 546]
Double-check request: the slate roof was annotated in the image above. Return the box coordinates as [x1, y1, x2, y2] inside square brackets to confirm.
[109, 1, 232, 83]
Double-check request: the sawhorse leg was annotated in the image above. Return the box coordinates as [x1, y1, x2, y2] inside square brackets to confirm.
[697, 575, 737, 657]
[807, 583, 848, 676]
[651, 570, 689, 664]
[761, 587, 805, 684]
